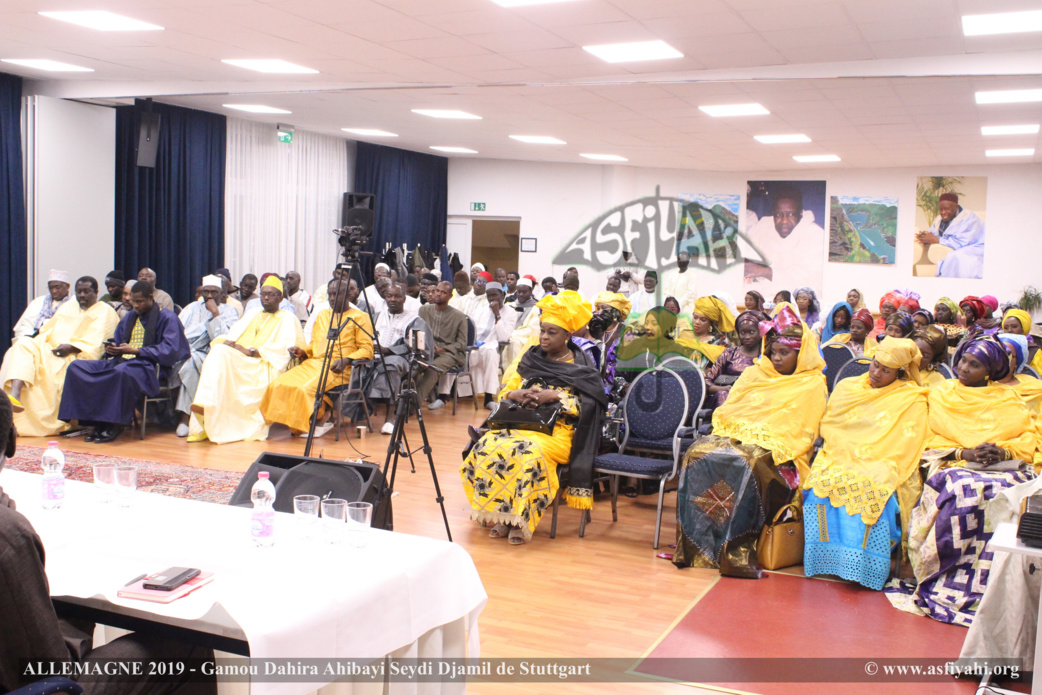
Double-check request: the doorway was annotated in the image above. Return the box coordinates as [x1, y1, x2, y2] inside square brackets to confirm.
[471, 219, 520, 274]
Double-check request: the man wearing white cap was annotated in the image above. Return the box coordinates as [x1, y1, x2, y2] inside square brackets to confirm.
[501, 278, 540, 368]
[363, 263, 392, 307]
[173, 275, 240, 437]
[457, 281, 516, 409]
[1, 276, 118, 436]
[12, 270, 72, 341]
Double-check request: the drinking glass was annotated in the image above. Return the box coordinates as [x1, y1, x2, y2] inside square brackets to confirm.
[114, 466, 137, 507]
[321, 498, 347, 544]
[345, 502, 373, 548]
[93, 463, 117, 503]
[294, 495, 320, 539]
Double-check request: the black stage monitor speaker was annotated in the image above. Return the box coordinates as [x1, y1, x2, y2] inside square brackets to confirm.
[229, 453, 392, 530]
[341, 192, 375, 230]
[136, 109, 161, 168]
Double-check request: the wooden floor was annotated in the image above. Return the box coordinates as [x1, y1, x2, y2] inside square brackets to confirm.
[20, 403, 720, 694]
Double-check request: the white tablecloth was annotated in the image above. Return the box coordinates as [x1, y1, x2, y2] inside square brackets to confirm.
[1, 469, 487, 695]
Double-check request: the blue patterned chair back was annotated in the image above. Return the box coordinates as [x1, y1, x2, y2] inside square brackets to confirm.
[935, 362, 955, 379]
[660, 356, 706, 418]
[835, 357, 871, 385]
[623, 367, 689, 442]
[822, 343, 854, 392]
[1018, 364, 1041, 379]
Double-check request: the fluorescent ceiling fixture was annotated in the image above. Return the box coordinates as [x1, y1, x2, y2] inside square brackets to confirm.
[223, 104, 291, 114]
[430, 146, 477, 154]
[981, 124, 1040, 135]
[412, 109, 481, 120]
[963, 10, 1042, 36]
[582, 40, 683, 64]
[39, 10, 163, 31]
[510, 135, 566, 144]
[755, 134, 811, 144]
[793, 154, 841, 163]
[492, 0, 578, 6]
[580, 153, 628, 161]
[1, 58, 93, 72]
[342, 128, 398, 137]
[975, 89, 1042, 104]
[986, 148, 1035, 157]
[222, 59, 317, 74]
[699, 103, 770, 117]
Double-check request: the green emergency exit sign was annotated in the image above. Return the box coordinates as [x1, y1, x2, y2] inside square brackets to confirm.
[470, 202, 486, 212]
[278, 130, 293, 144]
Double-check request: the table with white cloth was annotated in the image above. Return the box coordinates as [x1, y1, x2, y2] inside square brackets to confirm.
[0, 469, 487, 695]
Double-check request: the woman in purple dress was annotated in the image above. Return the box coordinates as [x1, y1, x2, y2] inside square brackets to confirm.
[704, 310, 767, 409]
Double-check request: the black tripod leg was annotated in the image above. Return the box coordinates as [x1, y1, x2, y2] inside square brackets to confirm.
[409, 395, 452, 542]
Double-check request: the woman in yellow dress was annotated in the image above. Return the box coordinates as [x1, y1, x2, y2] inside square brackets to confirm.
[911, 325, 950, 389]
[673, 305, 827, 577]
[803, 338, 929, 589]
[675, 296, 734, 369]
[822, 307, 877, 358]
[997, 333, 1042, 412]
[460, 292, 607, 545]
[886, 336, 1037, 626]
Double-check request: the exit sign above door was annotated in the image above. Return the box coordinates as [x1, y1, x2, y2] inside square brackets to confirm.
[470, 202, 486, 212]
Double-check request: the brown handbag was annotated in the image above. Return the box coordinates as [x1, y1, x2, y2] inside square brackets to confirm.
[757, 503, 804, 570]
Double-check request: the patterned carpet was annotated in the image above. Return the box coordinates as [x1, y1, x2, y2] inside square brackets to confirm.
[6, 445, 242, 504]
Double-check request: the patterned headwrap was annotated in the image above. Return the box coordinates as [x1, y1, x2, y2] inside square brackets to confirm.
[885, 312, 915, 338]
[960, 296, 990, 320]
[851, 308, 874, 330]
[1003, 308, 1032, 333]
[936, 297, 961, 322]
[873, 337, 923, 386]
[982, 295, 999, 313]
[760, 305, 803, 350]
[594, 292, 632, 320]
[899, 297, 921, 313]
[693, 296, 736, 333]
[998, 333, 1029, 370]
[879, 291, 905, 312]
[954, 336, 1011, 381]
[536, 290, 592, 334]
[793, 286, 819, 313]
[736, 310, 767, 328]
[912, 326, 948, 364]
[745, 290, 766, 312]
[912, 309, 934, 325]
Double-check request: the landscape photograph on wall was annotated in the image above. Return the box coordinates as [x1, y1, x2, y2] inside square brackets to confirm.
[829, 195, 897, 264]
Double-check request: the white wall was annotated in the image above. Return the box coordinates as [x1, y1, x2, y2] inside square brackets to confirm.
[448, 158, 1042, 311]
[28, 96, 115, 295]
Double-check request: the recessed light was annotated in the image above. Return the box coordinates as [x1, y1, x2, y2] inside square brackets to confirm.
[342, 128, 398, 137]
[430, 146, 478, 154]
[222, 59, 317, 74]
[986, 148, 1035, 157]
[580, 153, 628, 161]
[223, 104, 292, 114]
[699, 103, 770, 117]
[981, 124, 1040, 135]
[975, 89, 1042, 104]
[1, 58, 93, 72]
[793, 154, 841, 163]
[510, 135, 566, 144]
[755, 134, 811, 144]
[412, 109, 482, 120]
[491, 0, 579, 6]
[582, 40, 683, 64]
[38, 10, 163, 31]
[963, 10, 1042, 36]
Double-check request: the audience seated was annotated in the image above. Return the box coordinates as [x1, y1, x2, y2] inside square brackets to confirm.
[1002, 308, 1042, 373]
[911, 326, 951, 389]
[676, 296, 734, 368]
[416, 281, 468, 410]
[616, 307, 699, 378]
[1, 276, 118, 436]
[235, 273, 258, 304]
[627, 271, 658, 316]
[704, 310, 766, 409]
[366, 282, 421, 434]
[284, 270, 312, 321]
[137, 267, 174, 311]
[817, 301, 852, 344]
[824, 307, 876, 357]
[99, 270, 125, 306]
[502, 278, 539, 368]
[12, 269, 72, 341]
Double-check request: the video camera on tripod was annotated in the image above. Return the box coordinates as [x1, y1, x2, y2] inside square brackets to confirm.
[333, 193, 375, 259]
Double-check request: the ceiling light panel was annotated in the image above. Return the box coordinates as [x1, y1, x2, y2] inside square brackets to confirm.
[491, 0, 579, 6]
[430, 146, 477, 153]
[963, 10, 1042, 36]
[975, 89, 1042, 104]
[1, 58, 92, 72]
[223, 104, 291, 114]
[342, 128, 398, 137]
[580, 153, 628, 161]
[699, 103, 770, 117]
[981, 124, 1040, 135]
[582, 40, 683, 64]
[412, 109, 482, 119]
[986, 148, 1035, 157]
[38, 10, 163, 31]
[754, 134, 811, 144]
[510, 135, 566, 144]
[793, 154, 841, 163]
[222, 59, 318, 74]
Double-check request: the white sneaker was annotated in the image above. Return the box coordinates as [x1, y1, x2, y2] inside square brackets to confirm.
[381, 422, 394, 435]
[176, 423, 189, 438]
[485, 401, 495, 411]
[313, 422, 334, 438]
[428, 399, 445, 411]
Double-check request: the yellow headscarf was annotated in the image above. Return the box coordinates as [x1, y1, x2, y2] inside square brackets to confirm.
[693, 296, 736, 333]
[262, 275, 284, 294]
[928, 380, 1038, 464]
[873, 337, 923, 386]
[848, 288, 867, 313]
[712, 323, 827, 478]
[771, 300, 798, 318]
[804, 369, 929, 530]
[1004, 308, 1032, 333]
[594, 292, 632, 320]
[536, 290, 591, 333]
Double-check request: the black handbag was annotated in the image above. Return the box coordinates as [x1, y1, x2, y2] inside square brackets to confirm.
[486, 378, 562, 435]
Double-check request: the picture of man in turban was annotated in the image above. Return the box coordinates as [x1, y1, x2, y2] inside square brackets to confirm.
[915, 192, 985, 279]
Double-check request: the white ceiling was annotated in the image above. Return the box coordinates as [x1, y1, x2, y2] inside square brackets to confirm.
[4, 0, 1042, 170]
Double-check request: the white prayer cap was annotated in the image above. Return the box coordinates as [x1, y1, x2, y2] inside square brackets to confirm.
[47, 269, 72, 285]
[432, 269, 442, 280]
[201, 274, 223, 288]
[486, 281, 503, 292]
[471, 262, 485, 271]
[126, 280, 138, 291]
[516, 278, 533, 288]
[374, 263, 390, 272]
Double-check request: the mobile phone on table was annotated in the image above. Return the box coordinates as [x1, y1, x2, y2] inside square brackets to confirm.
[142, 567, 201, 591]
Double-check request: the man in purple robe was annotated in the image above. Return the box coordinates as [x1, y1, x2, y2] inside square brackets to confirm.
[58, 280, 189, 443]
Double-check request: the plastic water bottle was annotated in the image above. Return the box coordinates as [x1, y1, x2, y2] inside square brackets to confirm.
[41, 442, 65, 510]
[250, 472, 276, 547]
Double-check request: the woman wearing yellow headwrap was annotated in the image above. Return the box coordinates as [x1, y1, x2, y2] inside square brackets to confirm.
[888, 336, 1038, 626]
[594, 291, 630, 391]
[1002, 308, 1042, 374]
[803, 338, 929, 590]
[674, 295, 733, 368]
[673, 306, 827, 578]
[460, 292, 607, 545]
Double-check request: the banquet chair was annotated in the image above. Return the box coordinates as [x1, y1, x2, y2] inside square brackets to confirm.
[328, 358, 374, 440]
[549, 464, 589, 539]
[935, 362, 955, 379]
[449, 318, 478, 414]
[592, 366, 689, 548]
[8, 678, 82, 695]
[834, 357, 872, 386]
[138, 363, 175, 440]
[822, 343, 855, 393]
[1018, 364, 1041, 379]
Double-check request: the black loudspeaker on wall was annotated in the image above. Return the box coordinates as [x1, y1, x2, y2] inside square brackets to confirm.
[136, 110, 161, 168]
[341, 192, 375, 228]
[229, 453, 392, 531]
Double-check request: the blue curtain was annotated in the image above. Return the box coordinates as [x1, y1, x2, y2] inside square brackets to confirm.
[0, 72, 26, 352]
[115, 100, 225, 307]
[353, 142, 447, 279]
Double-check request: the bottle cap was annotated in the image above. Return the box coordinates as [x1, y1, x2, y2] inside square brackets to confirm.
[258, 471, 270, 479]
[48, 441, 58, 447]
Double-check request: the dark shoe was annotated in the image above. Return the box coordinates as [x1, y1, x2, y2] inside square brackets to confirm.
[93, 426, 123, 443]
[83, 427, 100, 443]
